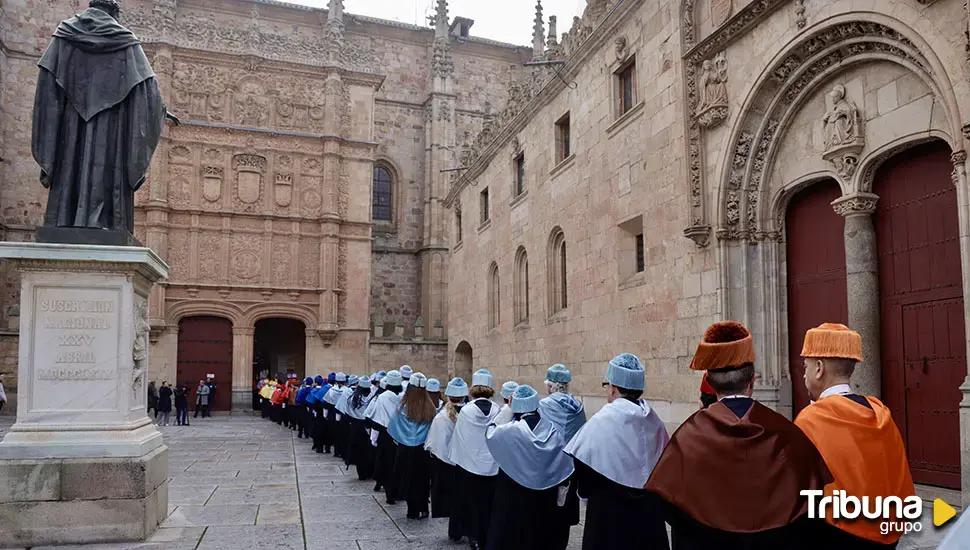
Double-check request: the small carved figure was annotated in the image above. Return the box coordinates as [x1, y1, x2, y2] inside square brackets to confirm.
[698, 54, 728, 111]
[132, 300, 150, 400]
[822, 84, 862, 149]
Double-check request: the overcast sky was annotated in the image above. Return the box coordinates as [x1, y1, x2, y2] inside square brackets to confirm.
[292, 0, 588, 46]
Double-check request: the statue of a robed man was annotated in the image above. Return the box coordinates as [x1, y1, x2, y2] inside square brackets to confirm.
[31, 0, 177, 246]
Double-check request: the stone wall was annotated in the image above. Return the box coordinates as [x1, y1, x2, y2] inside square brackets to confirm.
[0, 332, 16, 415]
[446, 0, 715, 425]
[368, 341, 448, 382]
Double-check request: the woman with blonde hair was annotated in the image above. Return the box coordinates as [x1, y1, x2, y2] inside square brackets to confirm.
[388, 372, 437, 519]
[425, 377, 469, 527]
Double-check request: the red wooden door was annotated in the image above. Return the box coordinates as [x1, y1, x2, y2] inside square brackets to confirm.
[786, 180, 849, 414]
[177, 316, 233, 412]
[876, 141, 966, 488]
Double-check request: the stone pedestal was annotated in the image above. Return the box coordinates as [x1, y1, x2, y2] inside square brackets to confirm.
[0, 243, 169, 547]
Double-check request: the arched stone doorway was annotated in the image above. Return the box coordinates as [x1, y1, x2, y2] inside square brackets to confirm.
[177, 316, 233, 412]
[253, 318, 307, 386]
[785, 180, 849, 414]
[455, 340, 473, 381]
[875, 141, 967, 489]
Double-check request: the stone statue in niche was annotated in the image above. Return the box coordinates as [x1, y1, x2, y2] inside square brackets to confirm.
[31, 0, 178, 246]
[696, 52, 728, 129]
[821, 84, 865, 179]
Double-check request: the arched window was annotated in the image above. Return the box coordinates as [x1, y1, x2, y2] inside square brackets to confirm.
[514, 247, 529, 324]
[548, 228, 567, 313]
[372, 164, 393, 222]
[488, 262, 500, 330]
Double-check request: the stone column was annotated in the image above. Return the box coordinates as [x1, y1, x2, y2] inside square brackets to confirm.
[961, 374, 970, 509]
[231, 326, 255, 411]
[832, 193, 881, 397]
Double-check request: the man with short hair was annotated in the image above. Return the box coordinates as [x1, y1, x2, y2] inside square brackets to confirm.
[795, 323, 914, 548]
[646, 321, 832, 549]
[565, 354, 669, 549]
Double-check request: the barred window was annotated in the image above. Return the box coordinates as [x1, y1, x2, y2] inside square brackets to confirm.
[372, 166, 393, 222]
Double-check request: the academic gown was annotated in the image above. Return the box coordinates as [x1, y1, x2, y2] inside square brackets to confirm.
[335, 389, 354, 463]
[323, 385, 346, 455]
[485, 414, 575, 550]
[448, 398, 501, 544]
[645, 397, 833, 550]
[367, 390, 402, 493]
[538, 392, 587, 529]
[344, 390, 376, 480]
[307, 384, 330, 452]
[565, 397, 670, 550]
[388, 409, 433, 518]
[425, 404, 461, 520]
[795, 392, 914, 549]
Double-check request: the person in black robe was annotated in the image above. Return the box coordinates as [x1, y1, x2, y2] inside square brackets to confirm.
[485, 385, 575, 550]
[425, 377, 469, 523]
[388, 373, 436, 519]
[31, 0, 175, 243]
[645, 322, 833, 550]
[449, 370, 501, 550]
[324, 373, 348, 456]
[564, 354, 670, 550]
[367, 372, 403, 500]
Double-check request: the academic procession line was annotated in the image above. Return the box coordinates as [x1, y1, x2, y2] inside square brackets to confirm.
[253, 322, 965, 550]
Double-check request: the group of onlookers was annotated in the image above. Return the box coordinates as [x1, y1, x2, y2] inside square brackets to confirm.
[147, 378, 218, 426]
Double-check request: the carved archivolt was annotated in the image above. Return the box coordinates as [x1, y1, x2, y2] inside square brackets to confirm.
[715, 20, 934, 242]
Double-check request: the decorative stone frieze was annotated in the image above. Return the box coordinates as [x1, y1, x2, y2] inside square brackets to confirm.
[832, 193, 879, 217]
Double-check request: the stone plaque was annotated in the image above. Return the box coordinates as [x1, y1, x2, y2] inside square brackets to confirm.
[711, 0, 732, 27]
[31, 288, 120, 411]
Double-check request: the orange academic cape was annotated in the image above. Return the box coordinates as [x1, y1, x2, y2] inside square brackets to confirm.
[795, 394, 915, 544]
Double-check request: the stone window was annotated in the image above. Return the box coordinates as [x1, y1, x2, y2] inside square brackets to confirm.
[616, 57, 637, 117]
[513, 153, 525, 198]
[555, 113, 571, 163]
[455, 209, 463, 244]
[618, 215, 645, 282]
[548, 227, 568, 314]
[372, 164, 393, 222]
[488, 262, 500, 329]
[480, 187, 490, 225]
[514, 246, 530, 325]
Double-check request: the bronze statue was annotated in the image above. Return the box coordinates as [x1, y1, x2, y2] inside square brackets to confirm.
[31, 0, 177, 246]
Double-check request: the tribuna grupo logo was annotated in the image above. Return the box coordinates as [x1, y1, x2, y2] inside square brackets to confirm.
[801, 490, 923, 535]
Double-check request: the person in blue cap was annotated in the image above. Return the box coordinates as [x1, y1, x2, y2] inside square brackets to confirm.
[425, 377, 469, 526]
[307, 375, 330, 453]
[485, 385, 575, 550]
[494, 381, 519, 425]
[345, 375, 377, 480]
[388, 372, 436, 519]
[335, 375, 359, 463]
[538, 363, 587, 547]
[323, 372, 349, 456]
[294, 377, 314, 439]
[449, 369, 500, 550]
[426, 378, 442, 410]
[365, 369, 404, 497]
[564, 353, 670, 550]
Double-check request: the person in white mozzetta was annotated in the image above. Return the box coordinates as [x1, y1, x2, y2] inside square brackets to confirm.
[493, 381, 519, 426]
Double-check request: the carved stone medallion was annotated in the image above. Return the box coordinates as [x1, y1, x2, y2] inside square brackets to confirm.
[232, 250, 261, 279]
[711, 0, 732, 27]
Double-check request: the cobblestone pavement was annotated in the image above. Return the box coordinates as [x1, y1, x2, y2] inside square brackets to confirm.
[0, 416, 957, 549]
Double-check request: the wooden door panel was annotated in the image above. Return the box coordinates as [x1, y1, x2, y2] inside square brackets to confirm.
[876, 141, 965, 489]
[786, 180, 848, 414]
[177, 316, 233, 412]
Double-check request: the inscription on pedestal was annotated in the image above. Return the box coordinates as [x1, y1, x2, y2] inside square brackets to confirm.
[32, 289, 121, 410]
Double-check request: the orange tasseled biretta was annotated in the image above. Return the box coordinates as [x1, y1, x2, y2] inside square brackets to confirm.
[689, 321, 756, 371]
[800, 323, 864, 363]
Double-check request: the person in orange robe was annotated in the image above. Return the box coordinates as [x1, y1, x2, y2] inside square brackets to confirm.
[795, 323, 915, 549]
[646, 321, 833, 549]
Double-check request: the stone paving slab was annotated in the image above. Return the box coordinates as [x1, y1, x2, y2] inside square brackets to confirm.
[161, 505, 259, 528]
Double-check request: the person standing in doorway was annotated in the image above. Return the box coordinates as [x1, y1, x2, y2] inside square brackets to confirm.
[157, 381, 173, 427]
[0, 373, 7, 414]
[174, 382, 189, 426]
[206, 376, 217, 417]
[194, 379, 210, 419]
[147, 380, 158, 420]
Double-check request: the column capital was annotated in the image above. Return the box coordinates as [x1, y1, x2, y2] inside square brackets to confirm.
[952, 150, 968, 166]
[832, 192, 879, 218]
[232, 327, 255, 336]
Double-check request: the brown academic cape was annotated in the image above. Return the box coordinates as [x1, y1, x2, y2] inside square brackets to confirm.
[646, 399, 832, 535]
[795, 394, 914, 544]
